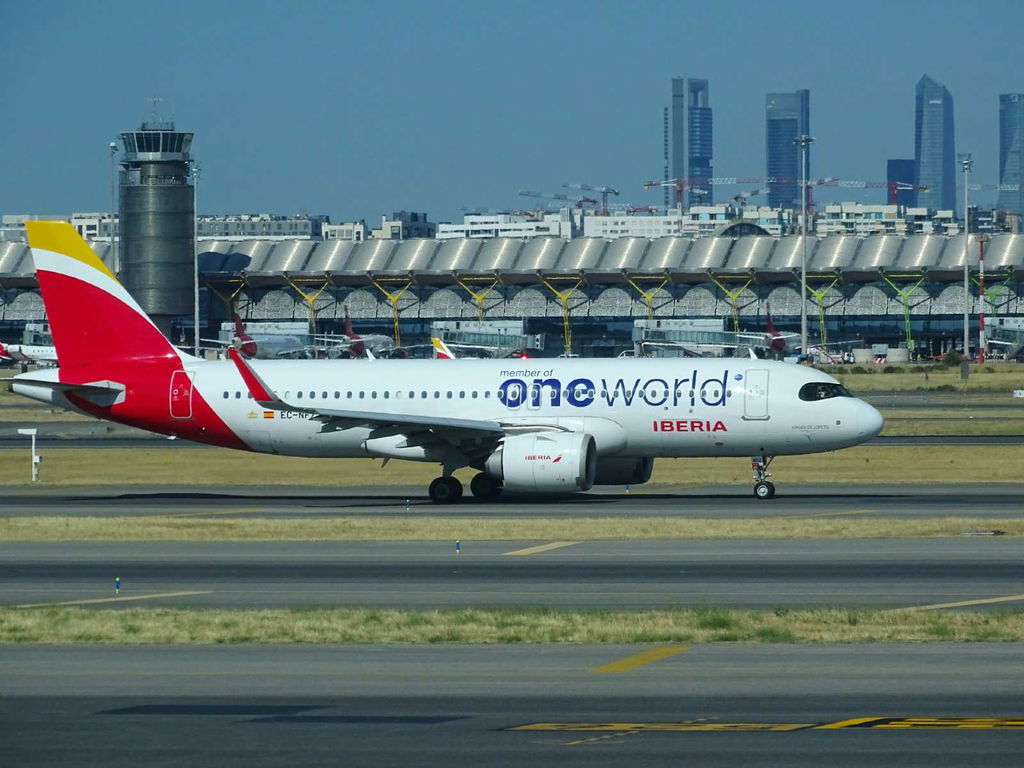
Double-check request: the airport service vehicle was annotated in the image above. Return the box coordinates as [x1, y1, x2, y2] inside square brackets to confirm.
[12, 222, 884, 503]
[0, 341, 58, 366]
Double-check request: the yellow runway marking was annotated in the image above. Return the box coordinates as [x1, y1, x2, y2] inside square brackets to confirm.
[16, 591, 212, 609]
[898, 593, 1024, 611]
[816, 717, 885, 729]
[163, 508, 264, 518]
[776, 508, 875, 520]
[590, 645, 689, 674]
[504, 541, 579, 557]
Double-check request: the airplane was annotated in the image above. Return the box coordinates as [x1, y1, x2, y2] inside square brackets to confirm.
[431, 338, 456, 359]
[0, 341, 59, 366]
[203, 315, 313, 359]
[11, 222, 884, 503]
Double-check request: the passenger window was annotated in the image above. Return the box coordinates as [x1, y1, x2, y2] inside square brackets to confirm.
[384, 391, 390, 399]
[484, 391, 490, 399]
[334, 392, 340, 399]
[459, 391, 465, 399]
[322, 391, 328, 399]
[409, 391, 415, 398]
[347, 391, 352, 398]
[446, 391, 453, 399]
[359, 391, 365, 399]
[422, 391, 428, 398]
[472, 391, 478, 399]
[297, 392, 303, 399]
[434, 391, 440, 398]
[222, 392, 229, 399]
[371, 392, 377, 399]
[235, 392, 241, 399]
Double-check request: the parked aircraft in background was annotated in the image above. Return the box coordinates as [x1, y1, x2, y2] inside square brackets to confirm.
[203, 315, 312, 360]
[0, 342, 58, 366]
[431, 338, 456, 359]
[13, 223, 884, 503]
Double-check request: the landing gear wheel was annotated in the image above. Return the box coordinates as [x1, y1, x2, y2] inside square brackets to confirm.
[428, 476, 463, 504]
[470, 472, 502, 500]
[753, 481, 776, 500]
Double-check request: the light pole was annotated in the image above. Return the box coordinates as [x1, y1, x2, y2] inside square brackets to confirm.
[109, 141, 118, 274]
[958, 152, 972, 358]
[794, 134, 814, 357]
[191, 160, 201, 356]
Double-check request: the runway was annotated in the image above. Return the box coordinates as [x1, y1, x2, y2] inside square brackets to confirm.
[4, 644, 1024, 767]
[6, 483, 1024, 766]
[4, 537, 1024, 610]
[3, 482, 1024, 518]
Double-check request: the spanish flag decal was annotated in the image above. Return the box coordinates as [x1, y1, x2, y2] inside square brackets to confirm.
[263, 411, 275, 419]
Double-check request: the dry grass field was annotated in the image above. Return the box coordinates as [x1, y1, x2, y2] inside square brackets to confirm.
[0, 443, 1019, 487]
[3, 606, 1023, 644]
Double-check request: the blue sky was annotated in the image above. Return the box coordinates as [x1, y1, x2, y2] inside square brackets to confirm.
[3, 0, 1022, 222]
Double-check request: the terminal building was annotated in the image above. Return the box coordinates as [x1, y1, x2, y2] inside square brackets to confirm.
[3, 231, 1024, 359]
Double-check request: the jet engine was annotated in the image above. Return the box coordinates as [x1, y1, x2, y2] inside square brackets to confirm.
[592, 456, 654, 486]
[485, 432, 596, 493]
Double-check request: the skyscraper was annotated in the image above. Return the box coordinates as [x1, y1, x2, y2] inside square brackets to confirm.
[765, 89, 810, 209]
[914, 74, 956, 212]
[887, 159, 918, 207]
[997, 93, 1024, 216]
[670, 78, 712, 208]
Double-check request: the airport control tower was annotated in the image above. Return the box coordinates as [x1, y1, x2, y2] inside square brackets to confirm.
[118, 119, 195, 337]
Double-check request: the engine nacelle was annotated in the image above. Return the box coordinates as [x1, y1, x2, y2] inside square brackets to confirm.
[485, 432, 596, 493]
[593, 456, 654, 486]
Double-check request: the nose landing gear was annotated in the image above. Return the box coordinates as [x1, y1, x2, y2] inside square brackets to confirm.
[751, 455, 776, 499]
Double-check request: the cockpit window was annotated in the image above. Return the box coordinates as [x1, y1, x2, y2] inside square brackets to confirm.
[798, 382, 852, 401]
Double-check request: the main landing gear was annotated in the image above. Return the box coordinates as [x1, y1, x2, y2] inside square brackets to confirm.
[428, 476, 463, 504]
[427, 473, 503, 504]
[751, 455, 776, 500]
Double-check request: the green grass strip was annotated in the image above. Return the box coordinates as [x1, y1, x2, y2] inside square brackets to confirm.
[2, 516, 1023, 541]
[3, 606, 1024, 644]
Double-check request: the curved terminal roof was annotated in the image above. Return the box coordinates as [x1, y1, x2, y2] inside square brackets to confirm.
[3, 234, 1024, 288]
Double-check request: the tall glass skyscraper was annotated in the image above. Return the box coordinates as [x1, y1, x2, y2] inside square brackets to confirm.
[670, 78, 712, 207]
[997, 93, 1024, 215]
[915, 74, 956, 212]
[765, 90, 810, 209]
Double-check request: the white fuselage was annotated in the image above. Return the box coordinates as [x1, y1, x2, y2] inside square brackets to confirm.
[175, 356, 882, 459]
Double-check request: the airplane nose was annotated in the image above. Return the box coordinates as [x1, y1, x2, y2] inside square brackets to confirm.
[857, 401, 884, 437]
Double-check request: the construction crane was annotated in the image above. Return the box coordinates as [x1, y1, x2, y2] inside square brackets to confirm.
[563, 183, 619, 215]
[518, 190, 598, 208]
[641, 178, 709, 208]
[732, 188, 770, 205]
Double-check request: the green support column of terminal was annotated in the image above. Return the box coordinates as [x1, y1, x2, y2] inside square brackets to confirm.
[540, 277, 585, 356]
[284, 277, 332, 336]
[371, 278, 413, 347]
[881, 274, 928, 352]
[457, 278, 501, 321]
[707, 275, 754, 333]
[625, 276, 670, 319]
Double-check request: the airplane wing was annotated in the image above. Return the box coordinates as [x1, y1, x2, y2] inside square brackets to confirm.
[227, 350, 511, 448]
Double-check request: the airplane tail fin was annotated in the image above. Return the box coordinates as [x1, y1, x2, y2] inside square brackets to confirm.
[25, 221, 184, 370]
[343, 305, 355, 338]
[432, 337, 456, 360]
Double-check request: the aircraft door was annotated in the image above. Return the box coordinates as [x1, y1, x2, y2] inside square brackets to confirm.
[742, 369, 769, 420]
[169, 369, 194, 420]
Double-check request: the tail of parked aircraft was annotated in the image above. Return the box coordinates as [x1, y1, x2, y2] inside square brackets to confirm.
[230, 314, 258, 358]
[342, 305, 366, 357]
[432, 337, 456, 359]
[25, 221, 186, 369]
